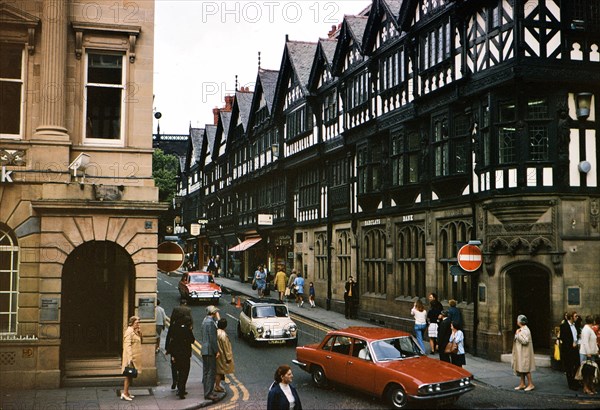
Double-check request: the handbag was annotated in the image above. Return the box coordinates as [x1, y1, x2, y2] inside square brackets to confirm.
[284, 288, 291, 296]
[123, 363, 138, 378]
[444, 341, 458, 355]
[553, 341, 561, 361]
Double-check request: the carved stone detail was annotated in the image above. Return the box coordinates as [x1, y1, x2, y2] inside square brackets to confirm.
[93, 185, 124, 201]
[0, 149, 26, 166]
[591, 198, 599, 229]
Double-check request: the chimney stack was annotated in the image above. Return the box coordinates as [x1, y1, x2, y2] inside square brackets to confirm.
[213, 107, 219, 125]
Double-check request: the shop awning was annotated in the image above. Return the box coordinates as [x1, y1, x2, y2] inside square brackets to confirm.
[229, 237, 262, 252]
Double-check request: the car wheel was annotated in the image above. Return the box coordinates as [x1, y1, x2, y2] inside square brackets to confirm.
[385, 384, 408, 409]
[249, 331, 258, 346]
[311, 365, 327, 388]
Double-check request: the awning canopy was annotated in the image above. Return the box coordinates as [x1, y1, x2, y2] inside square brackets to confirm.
[229, 237, 262, 252]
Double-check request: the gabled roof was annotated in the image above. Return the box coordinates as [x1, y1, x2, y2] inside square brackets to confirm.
[331, 15, 369, 75]
[320, 38, 338, 65]
[258, 69, 279, 113]
[190, 127, 204, 164]
[205, 125, 218, 159]
[235, 90, 254, 130]
[217, 110, 232, 158]
[363, 0, 404, 54]
[286, 40, 318, 94]
[308, 38, 338, 92]
[383, 0, 403, 16]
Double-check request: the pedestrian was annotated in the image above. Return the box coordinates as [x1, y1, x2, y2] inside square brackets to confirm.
[155, 299, 166, 353]
[287, 269, 298, 300]
[208, 256, 217, 275]
[447, 299, 462, 328]
[411, 299, 427, 353]
[254, 265, 267, 297]
[121, 316, 142, 401]
[167, 316, 195, 399]
[448, 321, 466, 367]
[437, 310, 452, 363]
[579, 315, 599, 395]
[427, 293, 443, 354]
[166, 299, 192, 391]
[267, 364, 302, 410]
[512, 315, 536, 391]
[559, 311, 581, 390]
[200, 305, 220, 401]
[215, 318, 235, 393]
[293, 273, 305, 307]
[274, 266, 288, 301]
[308, 282, 316, 308]
[344, 276, 358, 319]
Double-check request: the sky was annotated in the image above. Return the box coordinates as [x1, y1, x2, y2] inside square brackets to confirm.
[152, 0, 372, 135]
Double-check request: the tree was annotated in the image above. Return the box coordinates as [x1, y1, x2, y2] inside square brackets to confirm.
[153, 149, 179, 203]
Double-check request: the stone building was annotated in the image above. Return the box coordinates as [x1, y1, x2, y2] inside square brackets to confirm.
[178, 0, 599, 361]
[0, 0, 165, 389]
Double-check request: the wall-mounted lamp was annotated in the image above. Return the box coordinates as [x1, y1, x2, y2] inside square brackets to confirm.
[578, 160, 592, 174]
[271, 143, 279, 160]
[575, 92, 593, 120]
[69, 153, 91, 183]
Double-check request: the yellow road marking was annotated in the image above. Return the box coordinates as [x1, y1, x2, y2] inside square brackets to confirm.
[290, 313, 333, 333]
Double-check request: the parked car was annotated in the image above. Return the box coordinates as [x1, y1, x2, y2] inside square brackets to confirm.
[178, 270, 222, 304]
[293, 326, 474, 409]
[237, 298, 298, 346]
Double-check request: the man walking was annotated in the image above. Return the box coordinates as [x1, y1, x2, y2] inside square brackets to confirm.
[559, 311, 581, 390]
[200, 305, 220, 400]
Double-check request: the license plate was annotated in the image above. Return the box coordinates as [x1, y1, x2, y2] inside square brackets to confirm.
[268, 340, 286, 344]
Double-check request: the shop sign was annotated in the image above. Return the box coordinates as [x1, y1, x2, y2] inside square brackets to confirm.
[363, 219, 381, 226]
[138, 297, 155, 320]
[277, 235, 291, 246]
[40, 298, 59, 321]
[258, 214, 273, 225]
[190, 223, 200, 236]
[1, 166, 14, 183]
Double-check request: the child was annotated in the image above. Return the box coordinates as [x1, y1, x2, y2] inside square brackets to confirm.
[309, 282, 316, 308]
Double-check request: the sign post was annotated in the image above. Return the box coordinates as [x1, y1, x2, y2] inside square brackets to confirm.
[457, 243, 483, 272]
[157, 241, 185, 272]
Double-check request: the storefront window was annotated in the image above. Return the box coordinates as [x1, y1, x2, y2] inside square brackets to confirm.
[0, 227, 19, 334]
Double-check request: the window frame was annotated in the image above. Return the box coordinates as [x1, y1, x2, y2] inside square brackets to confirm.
[0, 227, 19, 335]
[83, 51, 127, 146]
[0, 43, 25, 139]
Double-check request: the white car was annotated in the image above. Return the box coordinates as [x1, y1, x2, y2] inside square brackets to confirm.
[237, 297, 298, 346]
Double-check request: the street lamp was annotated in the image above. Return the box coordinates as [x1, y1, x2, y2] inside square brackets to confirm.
[575, 92, 592, 121]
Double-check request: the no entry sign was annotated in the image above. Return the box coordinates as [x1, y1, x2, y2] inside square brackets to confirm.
[457, 244, 483, 272]
[157, 241, 184, 272]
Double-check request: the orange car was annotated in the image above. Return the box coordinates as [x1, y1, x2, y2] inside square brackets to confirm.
[178, 271, 222, 304]
[293, 326, 474, 409]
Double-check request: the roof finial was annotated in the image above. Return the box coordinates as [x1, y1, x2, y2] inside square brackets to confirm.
[258, 51, 261, 69]
[235, 74, 238, 91]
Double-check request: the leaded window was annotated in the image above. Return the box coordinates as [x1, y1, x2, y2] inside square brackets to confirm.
[363, 228, 386, 294]
[497, 100, 516, 164]
[286, 105, 313, 140]
[298, 169, 320, 210]
[526, 98, 549, 162]
[323, 91, 337, 125]
[315, 232, 327, 280]
[357, 144, 382, 194]
[336, 230, 351, 281]
[0, 227, 19, 334]
[396, 225, 426, 297]
[438, 220, 473, 303]
[391, 129, 419, 186]
[432, 115, 449, 176]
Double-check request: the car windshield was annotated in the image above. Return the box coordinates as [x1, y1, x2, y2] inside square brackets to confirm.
[371, 336, 422, 361]
[189, 275, 213, 284]
[253, 305, 288, 318]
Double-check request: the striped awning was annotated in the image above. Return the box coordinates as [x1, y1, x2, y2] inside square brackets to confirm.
[229, 237, 261, 252]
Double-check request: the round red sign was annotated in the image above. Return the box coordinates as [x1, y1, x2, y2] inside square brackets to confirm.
[157, 241, 184, 272]
[457, 244, 483, 272]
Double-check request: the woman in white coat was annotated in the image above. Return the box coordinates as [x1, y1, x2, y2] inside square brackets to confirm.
[512, 315, 535, 391]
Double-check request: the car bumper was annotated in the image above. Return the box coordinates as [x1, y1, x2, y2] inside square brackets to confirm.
[292, 359, 307, 369]
[188, 293, 221, 300]
[255, 335, 297, 343]
[409, 385, 475, 401]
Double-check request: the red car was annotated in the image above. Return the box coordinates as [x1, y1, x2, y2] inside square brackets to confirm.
[293, 327, 474, 409]
[178, 271, 222, 304]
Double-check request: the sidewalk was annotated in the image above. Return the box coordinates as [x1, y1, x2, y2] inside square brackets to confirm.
[218, 276, 599, 401]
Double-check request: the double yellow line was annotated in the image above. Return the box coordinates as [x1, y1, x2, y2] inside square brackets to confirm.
[165, 317, 249, 405]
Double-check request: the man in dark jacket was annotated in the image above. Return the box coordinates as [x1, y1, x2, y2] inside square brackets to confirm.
[559, 311, 581, 390]
[166, 299, 193, 390]
[200, 305, 220, 400]
[166, 316, 195, 399]
[437, 310, 452, 363]
[344, 276, 358, 319]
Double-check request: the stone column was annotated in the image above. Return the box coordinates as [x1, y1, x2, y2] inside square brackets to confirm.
[34, 0, 69, 140]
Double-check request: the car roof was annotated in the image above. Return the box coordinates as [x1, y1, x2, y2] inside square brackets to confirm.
[246, 297, 285, 306]
[328, 327, 411, 341]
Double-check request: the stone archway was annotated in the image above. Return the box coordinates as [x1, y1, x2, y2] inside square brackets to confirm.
[508, 264, 552, 351]
[60, 241, 134, 359]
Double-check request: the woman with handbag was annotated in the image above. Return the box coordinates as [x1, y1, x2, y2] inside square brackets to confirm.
[121, 316, 142, 401]
[512, 315, 536, 391]
[448, 321, 466, 367]
[579, 315, 598, 395]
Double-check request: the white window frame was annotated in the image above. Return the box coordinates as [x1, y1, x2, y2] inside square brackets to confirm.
[83, 51, 126, 146]
[0, 44, 25, 139]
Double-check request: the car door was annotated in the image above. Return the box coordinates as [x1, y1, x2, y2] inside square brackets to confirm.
[321, 335, 352, 385]
[345, 338, 376, 393]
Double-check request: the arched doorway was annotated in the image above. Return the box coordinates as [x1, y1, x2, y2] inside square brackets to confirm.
[61, 241, 134, 359]
[509, 264, 551, 351]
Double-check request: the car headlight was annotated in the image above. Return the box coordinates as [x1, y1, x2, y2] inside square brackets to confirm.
[213, 290, 221, 296]
[264, 329, 271, 337]
[256, 326, 264, 334]
[288, 324, 297, 333]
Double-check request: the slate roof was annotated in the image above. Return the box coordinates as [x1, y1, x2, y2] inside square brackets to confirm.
[319, 38, 338, 65]
[190, 127, 203, 164]
[383, 0, 403, 16]
[345, 15, 369, 48]
[218, 111, 232, 157]
[258, 68, 279, 113]
[286, 40, 318, 92]
[235, 90, 254, 130]
[205, 125, 217, 158]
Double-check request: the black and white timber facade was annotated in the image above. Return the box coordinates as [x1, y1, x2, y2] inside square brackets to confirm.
[177, 0, 599, 360]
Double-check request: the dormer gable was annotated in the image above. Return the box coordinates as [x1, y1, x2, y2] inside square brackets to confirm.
[274, 39, 318, 114]
[0, 3, 40, 54]
[399, 0, 453, 32]
[248, 68, 278, 133]
[332, 15, 369, 75]
[309, 38, 338, 92]
[364, 0, 403, 54]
